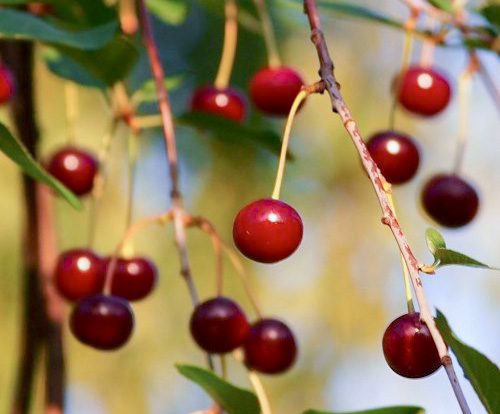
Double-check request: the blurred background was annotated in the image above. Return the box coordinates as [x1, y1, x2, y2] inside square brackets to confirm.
[0, 0, 499, 413]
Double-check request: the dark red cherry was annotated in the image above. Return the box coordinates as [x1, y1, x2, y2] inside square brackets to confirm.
[191, 85, 246, 122]
[70, 294, 134, 350]
[249, 66, 304, 116]
[397, 66, 451, 116]
[366, 130, 420, 184]
[233, 198, 303, 263]
[382, 312, 441, 378]
[105, 256, 157, 301]
[244, 318, 297, 374]
[0, 65, 16, 105]
[421, 174, 479, 228]
[27, 3, 54, 15]
[47, 147, 98, 196]
[189, 296, 249, 354]
[55, 249, 105, 302]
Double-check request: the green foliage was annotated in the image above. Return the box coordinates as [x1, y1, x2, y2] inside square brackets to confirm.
[147, 0, 188, 25]
[132, 76, 185, 104]
[436, 311, 500, 414]
[0, 123, 81, 209]
[303, 407, 425, 414]
[425, 0, 454, 14]
[176, 364, 260, 414]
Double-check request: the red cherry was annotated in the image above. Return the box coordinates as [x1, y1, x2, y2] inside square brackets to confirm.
[0, 65, 16, 105]
[47, 147, 98, 196]
[397, 66, 451, 116]
[70, 294, 134, 350]
[244, 319, 297, 374]
[105, 256, 157, 301]
[27, 3, 54, 15]
[191, 85, 246, 122]
[421, 174, 479, 228]
[189, 296, 250, 354]
[382, 313, 441, 378]
[366, 130, 420, 184]
[55, 249, 105, 302]
[249, 66, 304, 116]
[233, 198, 303, 263]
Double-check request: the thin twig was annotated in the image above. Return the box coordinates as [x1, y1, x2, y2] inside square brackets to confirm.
[303, 2, 471, 413]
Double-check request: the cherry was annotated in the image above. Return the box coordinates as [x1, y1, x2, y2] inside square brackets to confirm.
[249, 66, 304, 116]
[189, 296, 249, 354]
[0, 65, 16, 105]
[233, 198, 303, 263]
[191, 85, 246, 122]
[46, 147, 98, 196]
[421, 174, 479, 228]
[396, 66, 451, 116]
[105, 256, 158, 301]
[243, 318, 297, 374]
[55, 249, 105, 302]
[27, 3, 54, 15]
[70, 294, 134, 350]
[382, 312, 441, 378]
[366, 130, 420, 184]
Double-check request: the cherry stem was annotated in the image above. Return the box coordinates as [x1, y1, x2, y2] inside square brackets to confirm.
[214, 0, 238, 90]
[303, 2, 471, 413]
[126, 129, 139, 232]
[271, 89, 308, 200]
[64, 81, 79, 145]
[252, 0, 281, 67]
[475, 53, 500, 114]
[419, 16, 436, 69]
[119, 0, 139, 35]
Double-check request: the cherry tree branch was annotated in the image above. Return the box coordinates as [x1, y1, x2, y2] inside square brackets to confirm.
[302, 1, 471, 413]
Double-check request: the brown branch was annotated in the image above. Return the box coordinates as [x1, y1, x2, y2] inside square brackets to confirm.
[303, 1, 471, 413]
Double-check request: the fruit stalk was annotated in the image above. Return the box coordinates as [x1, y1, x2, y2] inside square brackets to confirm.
[252, 0, 281, 67]
[214, 0, 238, 90]
[302, 1, 471, 413]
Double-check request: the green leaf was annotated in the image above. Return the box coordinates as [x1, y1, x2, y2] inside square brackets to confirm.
[147, 0, 188, 25]
[131, 76, 185, 104]
[176, 364, 260, 414]
[177, 112, 289, 158]
[0, 9, 118, 50]
[303, 406, 425, 414]
[436, 310, 500, 414]
[0, 123, 81, 209]
[425, 0, 454, 14]
[425, 228, 446, 254]
[480, 5, 500, 30]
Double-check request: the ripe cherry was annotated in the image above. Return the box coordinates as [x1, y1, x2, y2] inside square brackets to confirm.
[55, 249, 105, 302]
[27, 3, 54, 15]
[421, 174, 479, 228]
[396, 66, 451, 116]
[382, 312, 441, 378]
[233, 199, 303, 264]
[46, 147, 98, 196]
[249, 66, 304, 116]
[244, 318, 297, 374]
[191, 85, 246, 122]
[105, 256, 158, 301]
[189, 296, 250, 354]
[70, 294, 134, 350]
[0, 65, 16, 105]
[366, 130, 420, 184]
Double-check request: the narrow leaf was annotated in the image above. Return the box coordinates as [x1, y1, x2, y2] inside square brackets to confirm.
[425, 0, 454, 14]
[0, 124, 81, 209]
[146, 0, 188, 25]
[480, 5, 500, 30]
[177, 112, 289, 158]
[132, 76, 185, 103]
[303, 406, 425, 414]
[436, 310, 500, 414]
[434, 248, 493, 269]
[176, 364, 260, 414]
[0, 9, 118, 50]
[425, 228, 446, 254]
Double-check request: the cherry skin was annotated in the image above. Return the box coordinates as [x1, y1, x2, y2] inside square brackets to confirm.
[191, 85, 246, 122]
[397, 66, 451, 116]
[189, 296, 250, 354]
[366, 130, 420, 184]
[27, 3, 54, 15]
[249, 66, 304, 116]
[233, 198, 303, 264]
[243, 318, 297, 374]
[47, 147, 98, 196]
[382, 312, 441, 378]
[0, 65, 16, 105]
[70, 294, 134, 350]
[55, 249, 105, 302]
[105, 256, 158, 301]
[421, 174, 479, 228]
